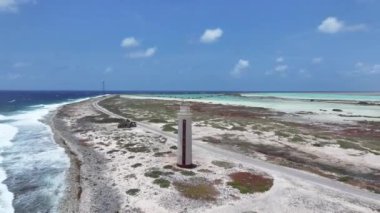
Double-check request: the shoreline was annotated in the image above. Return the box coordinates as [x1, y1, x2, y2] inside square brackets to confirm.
[46, 105, 82, 212]
[47, 99, 121, 212]
[46, 96, 380, 212]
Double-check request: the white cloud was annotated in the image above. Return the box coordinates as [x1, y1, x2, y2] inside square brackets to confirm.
[318, 17, 344, 33]
[276, 57, 284, 63]
[121, 37, 139, 48]
[127, 47, 157, 59]
[312, 57, 323, 64]
[200, 28, 223, 43]
[298, 69, 311, 78]
[0, 0, 34, 13]
[230, 59, 250, 78]
[12, 61, 30, 68]
[345, 24, 367, 32]
[266, 64, 288, 76]
[318, 17, 367, 34]
[7, 73, 21, 79]
[0, 0, 17, 12]
[355, 62, 364, 68]
[275, 65, 288, 72]
[372, 65, 380, 74]
[104, 66, 113, 74]
[353, 62, 380, 75]
[298, 69, 307, 74]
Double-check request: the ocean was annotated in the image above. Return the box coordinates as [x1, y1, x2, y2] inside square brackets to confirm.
[0, 91, 103, 213]
[1, 91, 380, 212]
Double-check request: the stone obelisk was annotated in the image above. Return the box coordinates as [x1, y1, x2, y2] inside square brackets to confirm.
[177, 103, 193, 168]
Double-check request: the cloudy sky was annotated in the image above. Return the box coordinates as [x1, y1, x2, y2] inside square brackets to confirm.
[0, 0, 379, 91]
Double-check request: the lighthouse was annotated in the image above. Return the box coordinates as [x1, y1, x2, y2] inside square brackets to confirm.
[177, 103, 194, 168]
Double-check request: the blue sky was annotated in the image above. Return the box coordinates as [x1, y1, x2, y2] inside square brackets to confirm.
[0, 0, 380, 91]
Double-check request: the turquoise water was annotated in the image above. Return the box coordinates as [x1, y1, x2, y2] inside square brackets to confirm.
[241, 92, 380, 102]
[124, 92, 380, 123]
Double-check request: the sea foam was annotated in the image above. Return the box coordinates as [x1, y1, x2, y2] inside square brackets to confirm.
[0, 97, 90, 212]
[0, 123, 18, 213]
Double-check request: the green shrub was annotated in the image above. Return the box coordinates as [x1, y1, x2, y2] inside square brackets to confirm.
[131, 163, 142, 168]
[162, 124, 178, 133]
[126, 188, 140, 196]
[291, 135, 304, 142]
[180, 170, 196, 176]
[144, 170, 163, 178]
[153, 178, 170, 188]
[149, 118, 168, 123]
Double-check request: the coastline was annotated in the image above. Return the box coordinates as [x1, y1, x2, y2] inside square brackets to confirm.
[47, 99, 121, 213]
[45, 95, 380, 212]
[46, 108, 81, 212]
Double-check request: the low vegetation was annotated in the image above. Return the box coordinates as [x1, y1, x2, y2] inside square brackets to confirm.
[126, 188, 140, 196]
[163, 164, 182, 172]
[180, 170, 196, 176]
[144, 170, 163, 178]
[148, 118, 168, 123]
[211, 160, 235, 169]
[230, 125, 246, 131]
[153, 178, 171, 188]
[337, 140, 365, 151]
[154, 151, 172, 157]
[291, 135, 304, 143]
[162, 123, 178, 133]
[126, 146, 150, 153]
[227, 172, 273, 194]
[78, 115, 123, 124]
[131, 163, 142, 168]
[174, 178, 219, 201]
[99, 96, 380, 193]
[338, 176, 352, 182]
[145, 168, 174, 178]
[198, 169, 213, 173]
[274, 130, 291, 138]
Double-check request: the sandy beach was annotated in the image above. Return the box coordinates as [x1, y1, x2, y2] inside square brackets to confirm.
[49, 96, 380, 212]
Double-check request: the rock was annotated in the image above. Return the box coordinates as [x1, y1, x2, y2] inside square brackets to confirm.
[358, 101, 369, 105]
[117, 119, 137, 128]
[296, 111, 314, 115]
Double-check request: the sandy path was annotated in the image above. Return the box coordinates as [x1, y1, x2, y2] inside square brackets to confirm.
[93, 95, 380, 204]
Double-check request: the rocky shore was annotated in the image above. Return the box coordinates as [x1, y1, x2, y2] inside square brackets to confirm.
[49, 100, 121, 212]
[48, 96, 380, 212]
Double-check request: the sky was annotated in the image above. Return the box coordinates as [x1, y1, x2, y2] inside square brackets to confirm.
[0, 0, 380, 91]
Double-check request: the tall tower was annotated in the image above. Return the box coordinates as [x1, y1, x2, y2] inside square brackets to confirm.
[177, 103, 193, 168]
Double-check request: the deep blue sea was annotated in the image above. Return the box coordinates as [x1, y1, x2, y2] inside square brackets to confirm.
[0, 91, 104, 213]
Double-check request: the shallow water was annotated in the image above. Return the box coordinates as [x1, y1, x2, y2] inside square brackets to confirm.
[125, 92, 380, 123]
